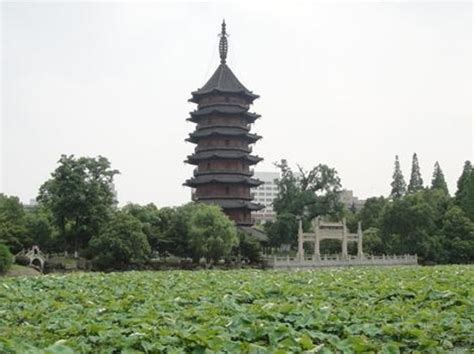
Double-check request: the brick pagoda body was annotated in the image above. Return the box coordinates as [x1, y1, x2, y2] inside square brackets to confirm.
[184, 22, 264, 226]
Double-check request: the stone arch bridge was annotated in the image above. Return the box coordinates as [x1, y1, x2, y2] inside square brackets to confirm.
[16, 246, 46, 271]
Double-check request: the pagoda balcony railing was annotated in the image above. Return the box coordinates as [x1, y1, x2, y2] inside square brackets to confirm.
[196, 123, 250, 131]
[197, 102, 250, 110]
[193, 168, 253, 177]
[195, 146, 252, 153]
[195, 195, 253, 200]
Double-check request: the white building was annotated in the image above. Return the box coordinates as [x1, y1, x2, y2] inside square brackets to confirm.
[253, 171, 280, 223]
[23, 198, 38, 210]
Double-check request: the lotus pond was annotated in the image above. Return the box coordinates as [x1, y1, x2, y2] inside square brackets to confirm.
[0, 265, 473, 353]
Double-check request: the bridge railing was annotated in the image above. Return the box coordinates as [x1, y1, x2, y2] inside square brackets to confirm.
[265, 254, 418, 268]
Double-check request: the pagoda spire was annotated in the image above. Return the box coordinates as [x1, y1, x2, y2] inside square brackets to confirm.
[219, 20, 228, 64]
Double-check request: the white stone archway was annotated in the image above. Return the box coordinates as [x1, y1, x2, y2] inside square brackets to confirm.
[297, 216, 363, 259]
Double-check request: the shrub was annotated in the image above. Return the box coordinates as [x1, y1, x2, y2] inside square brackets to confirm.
[0, 243, 13, 273]
[15, 255, 31, 266]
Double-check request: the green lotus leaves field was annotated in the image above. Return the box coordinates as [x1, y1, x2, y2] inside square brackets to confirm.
[0, 266, 473, 353]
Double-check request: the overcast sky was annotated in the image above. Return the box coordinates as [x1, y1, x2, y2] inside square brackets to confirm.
[1, 1, 473, 207]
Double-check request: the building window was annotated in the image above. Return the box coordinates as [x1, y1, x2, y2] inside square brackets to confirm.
[207, 162, 211, 170]
[225, 139, 230, 146]
[225, 186, 230, 195]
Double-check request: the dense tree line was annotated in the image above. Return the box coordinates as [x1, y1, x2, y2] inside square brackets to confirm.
[1, 154, 473, 273]
[265, 156, 474, 264]
[0, 155, 259, 272]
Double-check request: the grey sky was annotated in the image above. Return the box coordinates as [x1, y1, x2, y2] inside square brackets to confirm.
[1, 1, 472, 207]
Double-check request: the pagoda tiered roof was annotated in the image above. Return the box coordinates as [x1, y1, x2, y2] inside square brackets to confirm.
[194, 169, 254, 177]
[185, 174, 263, 187]
[186, 150, 263, 165]
[187, 105, 260, 123]
[186, 127, 261, 143]
[190, 64, 259, 103]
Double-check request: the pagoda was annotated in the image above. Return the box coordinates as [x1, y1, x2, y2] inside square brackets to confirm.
[184, 21, 264, 226]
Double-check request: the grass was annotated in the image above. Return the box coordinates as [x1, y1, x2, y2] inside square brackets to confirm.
[3, 265, 40, 277]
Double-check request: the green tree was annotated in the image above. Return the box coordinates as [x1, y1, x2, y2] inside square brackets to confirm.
[153, 207, 182, 255]
[407, 153, 424, 193]
[164, 204, 197, 258]
[24, 207, 55, 251]
[431, 161, 449, 195]
[123, 203, 160, 251]
[379, 194, 433, 258]
[122, 204, 184, 255]
[358, 196, 388, 230]
[0, 243, 13, 273]
[264, 213, 298, 248]
[0, 194, 27, 252]
[234, 231, 262, 264]
[378, 189, 450, 262]
[390, 155, 406, 200]
[455, 161, 474, 221]
[187, 204, 238, 263]
[38, 155, 119, 255]
[89, 211, 151, 270]
[269, 160, 342, 251]
[362, 228, 384, 255]
[440, 206, 474, 263]
[273, 160, 343, 220]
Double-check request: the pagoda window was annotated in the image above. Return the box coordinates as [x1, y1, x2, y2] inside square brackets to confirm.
[225, 139, 230, 146]
[225, 186, 230, 195]
[207, 162, 211, 170]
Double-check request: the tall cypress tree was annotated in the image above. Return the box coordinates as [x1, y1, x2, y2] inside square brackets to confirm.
[455, 161, 472, 198]
[431, 161, 449, 195]
[390, 155, 406, 200]
[455, 160, 474, 220]
[407, 153, 424, 193]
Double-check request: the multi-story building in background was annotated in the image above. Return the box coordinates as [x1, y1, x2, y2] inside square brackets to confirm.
[23, 198, 38, 211]
[339, 189, 366, 211]
[252, 171, 280, 223]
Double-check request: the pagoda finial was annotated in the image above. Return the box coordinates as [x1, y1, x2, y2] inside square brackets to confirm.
[219, 19, 228, 64]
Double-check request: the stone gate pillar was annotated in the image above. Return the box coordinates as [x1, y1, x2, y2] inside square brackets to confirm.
[342, 218, 348, 259]
[297, 219, 304, 259]
[357, 221, 363, 259]
[313, 217, 320, 259]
